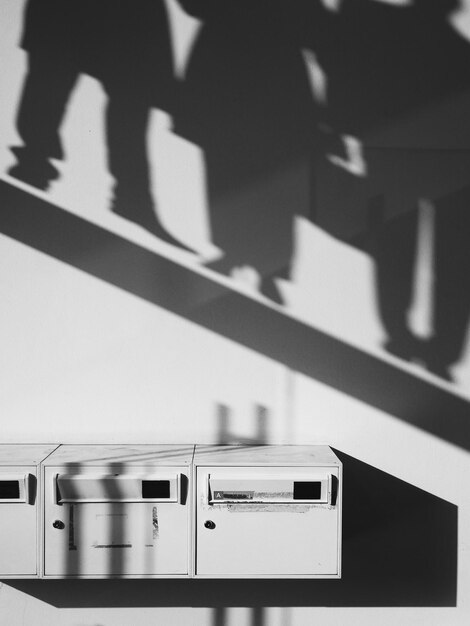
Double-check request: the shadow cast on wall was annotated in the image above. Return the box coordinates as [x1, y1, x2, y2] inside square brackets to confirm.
[8, 0, 325, 292]
[7, 0, 194, 252]
[5, 0, 470, 380]
[312, 0, 470, 382]
[5, 451, 457, 608]
[1, 180, 470, 452]
[5, 0, 470, 371]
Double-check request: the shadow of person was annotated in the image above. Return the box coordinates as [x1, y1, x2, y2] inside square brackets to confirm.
[175, 0, 324, 303]
[426, 185, 470, 379]
[313, 0, 470, 380]
[8, 0, 193, 251]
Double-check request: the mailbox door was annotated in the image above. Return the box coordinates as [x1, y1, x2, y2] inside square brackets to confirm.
[44, 466, 190, 577]
[196, 466, 341, 578]
[0, 467, 37, 577]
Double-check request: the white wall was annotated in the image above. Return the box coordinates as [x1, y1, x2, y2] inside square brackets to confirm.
[1, 1, 470, 624]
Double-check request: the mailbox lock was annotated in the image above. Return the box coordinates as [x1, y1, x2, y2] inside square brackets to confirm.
[52, 519, 65, 530]
[204, 520, 216, 530]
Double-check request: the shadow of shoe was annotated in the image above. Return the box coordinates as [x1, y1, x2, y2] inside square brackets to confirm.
[422, 338, 454, 383]
[384, 334, 454, 382]
[383, 334, 425, 362]
[8, 157, 60, 192]
[425, 360, 453, 383]
[111, 202, 196, 254]
[259, 275, 285, 306]
[203, 255, 235, 276]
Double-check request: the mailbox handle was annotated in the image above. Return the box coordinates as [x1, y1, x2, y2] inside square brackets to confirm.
[330, 475, 339, 506]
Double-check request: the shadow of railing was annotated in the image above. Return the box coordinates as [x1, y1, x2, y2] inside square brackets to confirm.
[1, 179, 470, 451]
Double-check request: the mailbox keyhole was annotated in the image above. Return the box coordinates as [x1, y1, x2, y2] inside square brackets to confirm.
[53, 519, 65, 530]
[204, 520, 216, 530]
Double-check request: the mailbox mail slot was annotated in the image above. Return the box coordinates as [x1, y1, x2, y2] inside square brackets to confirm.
[209, 475, 331, 504]
[43, 445, 194, 578]
[0, 474, 31, 503]
[56, 474, 180, 503]
[194, 445, 342, 578]
[0, 444, 58, 578]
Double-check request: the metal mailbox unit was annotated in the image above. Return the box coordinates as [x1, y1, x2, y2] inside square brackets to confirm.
[193, 445, 342, 578]
[42, 445, 194, 578]
[0, 444, 58, 578]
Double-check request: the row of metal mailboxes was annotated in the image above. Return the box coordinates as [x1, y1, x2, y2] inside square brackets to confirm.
[0, 444, 342, 579]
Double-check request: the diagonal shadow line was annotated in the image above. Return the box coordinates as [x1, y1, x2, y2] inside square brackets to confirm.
[1, 179, 470, 451]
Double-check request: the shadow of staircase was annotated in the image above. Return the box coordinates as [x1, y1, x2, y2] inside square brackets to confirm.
[1, 179, 470, 451]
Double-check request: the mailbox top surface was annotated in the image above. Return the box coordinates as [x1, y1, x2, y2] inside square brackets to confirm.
[42, 444, 195, 466]
[0, 444, 59, 466]
[193, 445, 341, 467]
